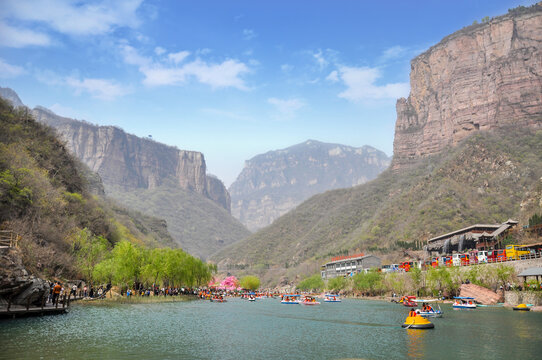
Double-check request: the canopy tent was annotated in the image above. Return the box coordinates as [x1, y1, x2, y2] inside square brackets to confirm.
[517, 267, 542, 284]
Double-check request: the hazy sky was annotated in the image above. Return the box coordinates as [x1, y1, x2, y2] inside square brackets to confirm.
[0, 0, 535, 186]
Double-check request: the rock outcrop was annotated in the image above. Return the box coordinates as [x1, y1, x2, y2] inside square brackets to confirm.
[31, 106, 231, 211]
[0, 247, 49, 306]
[459, 283, 503, 305]
[229, 140, 390, 231]
[393, 4, 542, 169]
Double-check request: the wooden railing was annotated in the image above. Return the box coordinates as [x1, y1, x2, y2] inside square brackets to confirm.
[0, 230, 20, 248]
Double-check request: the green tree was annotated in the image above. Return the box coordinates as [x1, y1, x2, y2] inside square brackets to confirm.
[72, 228, 109, 283]
[409, 267, 423, 294]
[353, 271, 382, 295]
[240, 275, 260, 290]
[327, 276, 347, 292]
[141, 248, 168, 285]
[111, 241, 143, 286]
[495, 264, 515, 289]
[297, 274, 324, 291]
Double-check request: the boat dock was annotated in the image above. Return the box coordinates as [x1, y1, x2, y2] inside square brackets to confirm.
[0, 294, 79, 319]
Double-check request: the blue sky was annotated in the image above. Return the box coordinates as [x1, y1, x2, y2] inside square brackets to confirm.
[0, 0, 535, 186]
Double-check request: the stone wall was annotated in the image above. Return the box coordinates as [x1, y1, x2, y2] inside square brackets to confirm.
[505, 290, 542, 306]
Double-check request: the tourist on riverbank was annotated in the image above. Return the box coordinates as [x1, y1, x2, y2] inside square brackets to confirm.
[52, 282, 61, 304]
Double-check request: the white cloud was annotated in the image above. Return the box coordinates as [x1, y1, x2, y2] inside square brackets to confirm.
[336, 66, 409, 102]
[313, 49, 327, 70]
[268, 97, 305, 119]
[325, 70, 339, 83]
[154, 46, 166, 56]
[243, 29, 257, 40]
[120, 44, 150, 67]
[120, 44, 250, 90]
[143, 59, 250, 89]
[0, 58, 25, 78]
[379, 45, 408, 62]
[65, 77, 129, 100]
[168, 51, 190, 64]
[2, 0, 143, 37]
[0, 21, 51, 48]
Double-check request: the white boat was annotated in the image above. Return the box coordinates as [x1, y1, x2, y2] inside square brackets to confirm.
[281, 294, 300, 304]
[323, 294, 341, 302]
[301, 295, 320, 305]
[453, 297, 477, 309]
[413, 299, 443, 317]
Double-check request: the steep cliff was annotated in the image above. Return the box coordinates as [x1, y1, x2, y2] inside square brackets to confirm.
[31, 106, 230, 211]
[393, 4, 542, 168]
[0, 88, 248, 258]
[230, 140, 390, 231]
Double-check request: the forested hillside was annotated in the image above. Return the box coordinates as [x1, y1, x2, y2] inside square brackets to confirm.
[0, 99, 210, 285]
[213, 129, 542, 284]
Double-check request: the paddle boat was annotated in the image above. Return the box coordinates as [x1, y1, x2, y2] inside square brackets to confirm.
[413, 299, 443, 318]
[248, 295, 256, 302]
[452, 297, 476, 309]
[281, 294, 300, 304]
[513, 303, 531, 311]
[301, 295, 320, 305]
[323, 294, 341, 302]
[402, 315, 434, 329]
[399, 295, 417, 307]
[210, 295, 227, 303]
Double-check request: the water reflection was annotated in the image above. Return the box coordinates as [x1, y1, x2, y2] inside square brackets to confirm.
[406, 328, 427, 359]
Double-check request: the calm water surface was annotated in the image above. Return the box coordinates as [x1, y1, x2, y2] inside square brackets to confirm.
[1, 298, 540, 359]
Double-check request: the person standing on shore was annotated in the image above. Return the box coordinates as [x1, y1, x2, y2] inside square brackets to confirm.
[52, 282, 62, 304]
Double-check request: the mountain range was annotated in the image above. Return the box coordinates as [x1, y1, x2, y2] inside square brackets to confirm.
[0, 87, 250, 259]
[212, 3, 542, 285]
[229, 140, 390, 231]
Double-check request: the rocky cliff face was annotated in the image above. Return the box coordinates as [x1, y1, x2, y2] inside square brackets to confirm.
[393, 4, 542, 168]
[31, 106, 231, 211]
[230, 140, 390, 231]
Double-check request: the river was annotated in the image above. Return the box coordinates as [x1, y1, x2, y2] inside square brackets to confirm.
[1, 298, 540, 359]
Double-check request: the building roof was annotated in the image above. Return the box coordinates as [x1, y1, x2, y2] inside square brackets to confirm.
[517, 267, 542, 277]
[428, 220, 518, 243]
[324, 254, 379, 266]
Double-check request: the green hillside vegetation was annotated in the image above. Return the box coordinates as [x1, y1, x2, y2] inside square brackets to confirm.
[108, 180, 250, 259]
[213, 129, 542, 284]
[298, 263, 516, 297]
[0, 98, 211, 284]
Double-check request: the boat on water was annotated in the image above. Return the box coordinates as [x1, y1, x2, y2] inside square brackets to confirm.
[210, 295, 227, 303]
[323, 294, 341, 302]
[399, 295, 417, 307]
[513, 303, 531, 311]
[281, 294, 300, 304]
[402, 315, 434, 329]
[301, 296, 320, 305]
[453, 297, 476, 309]
[413, 299, 443, 318]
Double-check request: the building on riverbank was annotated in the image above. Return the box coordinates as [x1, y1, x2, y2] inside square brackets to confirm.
[321, 253, 381, 279]
[426, 219, 518, 255]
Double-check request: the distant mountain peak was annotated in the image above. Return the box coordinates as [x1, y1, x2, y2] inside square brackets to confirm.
[230, 139, 390, 231]
[0, 86, 24, 108]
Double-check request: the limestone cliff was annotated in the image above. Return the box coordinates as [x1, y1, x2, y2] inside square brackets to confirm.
[393, 4, 542, 168]
[230, 140, 390, 231]
[31, 106, 231, 211]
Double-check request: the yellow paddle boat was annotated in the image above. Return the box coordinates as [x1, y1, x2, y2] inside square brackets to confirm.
[512, 304, 531, 311]
[402, 315, 434, 329]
